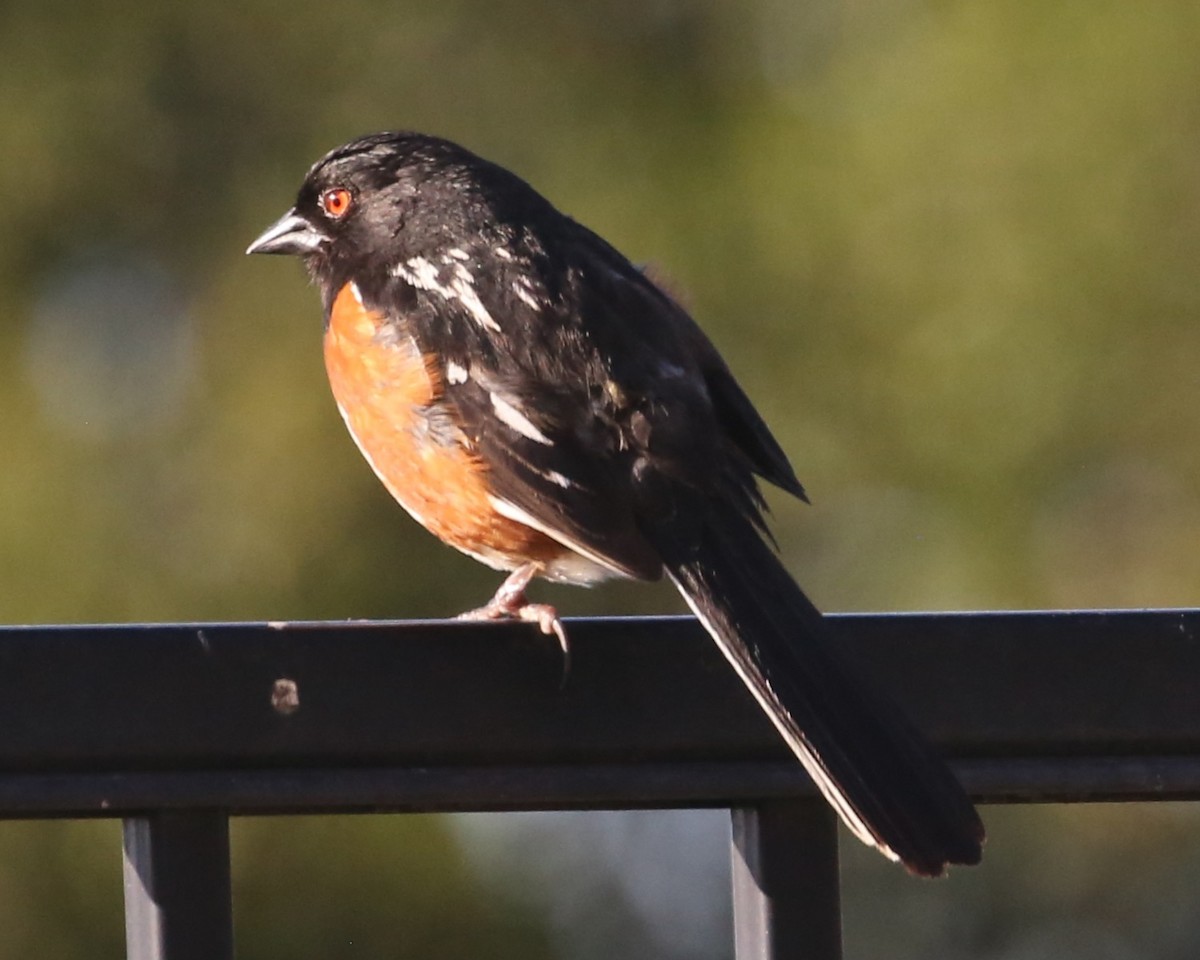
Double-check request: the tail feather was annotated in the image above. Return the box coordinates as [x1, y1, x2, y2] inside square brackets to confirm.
[665, 510, 984, 877]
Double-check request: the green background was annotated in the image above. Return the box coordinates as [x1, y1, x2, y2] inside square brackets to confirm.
[2, 0, 1199, 956]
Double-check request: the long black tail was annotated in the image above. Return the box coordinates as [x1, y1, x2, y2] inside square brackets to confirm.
[665, 509, 984, 876]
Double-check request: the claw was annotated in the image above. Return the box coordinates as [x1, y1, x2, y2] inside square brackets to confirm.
[457, 563, 571, 681]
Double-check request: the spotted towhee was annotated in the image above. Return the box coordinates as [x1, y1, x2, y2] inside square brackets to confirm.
[247, 132, 984, 875]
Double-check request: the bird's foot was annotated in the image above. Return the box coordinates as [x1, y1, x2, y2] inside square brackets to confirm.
[456, 563, 569, 660]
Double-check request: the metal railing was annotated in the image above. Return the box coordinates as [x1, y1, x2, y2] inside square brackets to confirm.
[2, 610, 1197, 959]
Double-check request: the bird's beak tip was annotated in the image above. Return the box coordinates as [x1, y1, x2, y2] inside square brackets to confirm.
[246, 209, 327, 257]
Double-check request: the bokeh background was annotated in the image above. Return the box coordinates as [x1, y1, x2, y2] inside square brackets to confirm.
[2, 0, 1199, 956]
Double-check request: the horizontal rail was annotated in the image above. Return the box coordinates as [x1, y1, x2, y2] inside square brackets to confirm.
[0, 756, 1198, 820]
[0, 610, 1196, 816]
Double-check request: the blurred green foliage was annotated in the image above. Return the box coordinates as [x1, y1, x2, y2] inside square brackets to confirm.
[1, 0, 1200, 956]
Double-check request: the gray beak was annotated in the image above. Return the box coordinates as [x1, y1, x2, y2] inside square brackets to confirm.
[246, 209, 328, 256]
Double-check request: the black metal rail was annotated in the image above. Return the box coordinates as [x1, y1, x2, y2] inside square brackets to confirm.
[2, 610, 1198, 959]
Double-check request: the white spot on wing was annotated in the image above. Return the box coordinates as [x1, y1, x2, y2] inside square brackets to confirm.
[394, 257, 442, 292]
[512, 279, 540, 310]
[490, 392, 552, 445]
[349, 282, 365, 306]
[447, 248, 470, 261]
[392, 257, 501, 332]
[494, 248, 513, 261]
[450, 264, 501, 332]
[542, 468, 574, 489]
[445, 361, 468, 385]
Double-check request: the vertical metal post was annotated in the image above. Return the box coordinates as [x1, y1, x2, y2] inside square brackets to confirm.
[731, 799, 842, 960]
[123, 813, 234, 960]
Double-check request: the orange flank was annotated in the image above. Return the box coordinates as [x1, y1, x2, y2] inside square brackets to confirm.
[322, 282, 567, 572]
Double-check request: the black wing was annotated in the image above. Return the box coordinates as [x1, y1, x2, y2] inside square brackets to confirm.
[374, 218, 802, 582]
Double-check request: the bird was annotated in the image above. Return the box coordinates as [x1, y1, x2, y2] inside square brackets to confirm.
[247, 131, 984, 876]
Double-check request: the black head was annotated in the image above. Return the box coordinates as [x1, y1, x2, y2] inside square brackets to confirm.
[246, 132, 554, 291]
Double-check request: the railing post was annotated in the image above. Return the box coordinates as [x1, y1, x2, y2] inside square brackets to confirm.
[731, 798, 842, 960]
[122, 812, 234, 960]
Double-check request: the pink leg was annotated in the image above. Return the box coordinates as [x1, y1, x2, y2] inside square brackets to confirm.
[457, 562, 568, 655]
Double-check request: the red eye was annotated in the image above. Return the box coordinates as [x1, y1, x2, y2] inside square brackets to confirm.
[321, 187, 352, 219]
